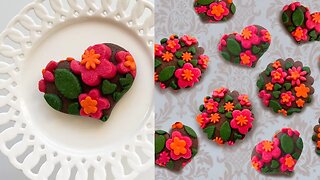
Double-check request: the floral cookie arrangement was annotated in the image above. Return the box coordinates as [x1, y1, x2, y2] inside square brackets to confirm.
[251, 128, 303, 176]
[282, 2, 320, 43]
[196, 87, 254, 145]
[257, 58, 314, 116]
[312, 119, 320, 156]
[155, 122, 198, 171]
[218, 25, 271, 68]
[154, 35, 209, 90]
[194, 0, 236, 23]
[38, 43, 136, 122]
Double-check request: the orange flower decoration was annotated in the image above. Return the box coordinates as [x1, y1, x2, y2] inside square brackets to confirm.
[294, 84, 310, 98]
[224, 102, 234, 112]
[162, 51, 173, 62]
[182, 52, 193, 62]
[80, 96, 98, 115]
[265, 82, 274, 91]
[196, 114, 204, 126]
[81, 49, 101, 70]
[295, 99, 305, 108]
[317, 141, 320, 149]
[170, 137, 187, 155]
[210, 113, 220, 124]
[124, 55, 136, 71]
[272, 61, 281, 69]
[66, 57, 75, 61]
[214, 137, 224, 145]
[172, 122, 183, 129]
[154, 72, 159, 81]
[278, 109, 287, 116]
[242, 28, 252, 40]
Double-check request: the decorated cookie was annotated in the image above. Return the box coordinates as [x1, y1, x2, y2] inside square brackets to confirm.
[155, 122, 198, 171]
[196, 87, 254, 145]
[194, 0, 236, 23]
[257, 58, 314, 116]
[251, 128, 303, 176]
[154, 35, 209, 90]
[282, 2, 320, 44]
[312, 118, 320, 156]
[38, 43, 136, 122]
[218, 25, 271, 68]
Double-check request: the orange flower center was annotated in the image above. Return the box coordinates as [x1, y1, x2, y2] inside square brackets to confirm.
[296, 99, 305, 107]
[124, 55, 136, 71]
[214, 137, 224, 145]
[81, 49, 101, 70]
[242, 95, 249, 102]
[154, 73, 159, 81]
[182, 69, 194, 81]
[162, 51, 173, 62]
[211, 4, 225, 17]
[206, 102, 214, 110]
[240, 54, 251, 64]
[272, 72, 282, 80]
[265, 83, 274, 91]
[291, 71, 300, 80]
[216, 88, 224, 94]
[170, 137, 187, 156]
[80, 96, 98, 115]
[210, 113, 220, 124]
[242, 28, 252, 40]
[236, 115, 248, 126]
[182, 52, 193, 62]
[281, 94, 291, 103]
[252, 161, 259, 170]
[285, 156, 295, 168]
[167, 41, 176, 49]
[293, 28, 304, 38]
[312, 13, 320, 23]
[317, 133, 320, 139]
[272, 61, 281, 68]
[264, 32, 271, 41]
[278, 109, 287, 116]
[262, 141, 274, 152]
[224, 102, 234, 112]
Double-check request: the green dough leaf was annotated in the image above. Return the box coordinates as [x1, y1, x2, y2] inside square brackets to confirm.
[220, 121, 231, 141]
[188, 46, 196, 55]
[261, 166, 270, 174]
[119, 74, 134, 89]
[67, 102, 80, 115]
[227, 38, 241, 56]
[287, 26, 295, 32]
[230, 3, 236, 14]
[155, 135, 166, 154]
[274, 84, 282, 91]
[214, 98, 221, 102]
[166, 160, 174, 169]
[292, 152, 301, 159]
[175, 51, 183, 59]
[155, 130, 167, 135]
[292, 7, 305, 26]
[256, 75, 265, 90]
[225, 112, 232, 119]
[265, 67, 273, 76]
[159, 66, 176, 82]
[199, 104, 205, 112]
[252, 46, 261, 54]
[160, 38, 167, 44]
[190, 59, 198, 66]
[271, 160, 279, 169]
[272, 91, 281, 99]
[169, 81, 178, 90]
[285, 61, 293, 70]
[102, 80, 117, 95]
[302, 66, 311, 74]
[177, 60, 185, 67]
[196, 0, 214, 5]
[44, 94, 62, 111]
[280, 134, 294, 154]
[184, 125, 197, 138]
[101, 115, 109, 122]
[287, 108, 302, 115]
[284, 83, 292, 90]
[218, 106, 225, 113]
[309, 30, 317, 40]
[155, 58, 162, 68]
[224, 95, 233, 102]
[233, 57, 240, 64]
[54, 69, 81, 99]
[296, 137, 303, 150]
[269, 100, 282, 112]
[192, 148, 198, 157]
[234, 104, 242, 110]
[203, 126, 215, 139]
[221, 51, 231, 61]
[234, 132, 243, 139]
[113, 91, 125, 102]
[282, 12, 289, 23]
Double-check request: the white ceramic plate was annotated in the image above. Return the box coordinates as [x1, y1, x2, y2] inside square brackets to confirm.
[0, 0, 154, 179]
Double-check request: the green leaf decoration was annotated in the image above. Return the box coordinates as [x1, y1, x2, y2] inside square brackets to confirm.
[218, 106, 225, 113]
[184, 125, 197, 138]
[257, 75, 265, 90]
[234, 104, 242, 110]
[196, 0, 214, 5]
[269, 100, 282, 112]
[261, 43, 270, 50]
[225, 112, 232, 119]
[175, 51, 183, 58]
[272, 91, 281, 99]
[296, 137, 303, 150]
[312, 134, 317, 141]
[287, 108, 302, 115]
[67, 102, 80, 115]
[166, 160, 174, 169]
[155, 130, 167, 135]
[233, 57, 240, 64]
[265, 67, 273, 76]
[188, 46, 196, 55]
[192, 148, 198, 157]
[302, 66, 311, 74]
[284, 83, 292, 90]
[214, 98, 221, 102]
[119, 74, 134, 89]
[169, 81, 178, 90]
[227, 38, 241, 56]
[285, 61, 293, 70]
[230, 3, 236, 14]
[203, 126, 215, 139]
[224, 95, 233, 102]
[292, 7, 304, 26]
[180, 41, 186, 47]
[274, 84, 282, 91]
[101, 115, 109, 122]
[309, 30, 317, 40]
[155, 135, 166, 154]
[54, 69, 81, 99]
[261, 166, 270, 174]
[252, 46, 261, 54]
[280, 134, 294, 154]
[113, 91, 125, 102]
[306, 96, 312, 103]
[234, 132, 243, 140]
[316, 149, 320, 156]
[271, 160, 280, 169]
[44, 94, 62, 111]
[160, 38, 167, 44]
[199, 104, 205, 112]
[282, 12, 289, 23]
[287, 26, 295, 32]
[102, 80, 117, 95]
[155, 58, 162, 68]
[190, 59, 198, 66]
[292, 152, 301, 159]
[220, 121, 231, 141]
[177, 60, 185, 67]
[159, 66, 176, 82]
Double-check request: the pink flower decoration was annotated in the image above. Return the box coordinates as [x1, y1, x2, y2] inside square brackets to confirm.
[38, 61, 58, 92]
[280, 91, 295, 107]
[195, 6, 207, 14]
[206, 2, 229, 21]
[281, 128, 300, 137]
[159, 83, 166, 89]
[306, 12, 320, 32]
[212, 87, 228, 98]
[258, 90, 271, 106]
[70, 44, 117, 86]
[291, 27, 308, 42]
[174, 63, 201, 88]
[79, 89, 110, 119]
[240, 50, 257, 67]
[286, 66, 307, 86]
[155, 151, 170, 167]
[181, 35, 198, 46]
[115, 51, 136, 78]
[235, 26, 261, 49]
[197, 112, 210, 129]
[271, 68, 287, 84]
[230, 109, 254, 135]
[154, 44, 164, 57]
[238, 94, 251, 106]
[166, 38, 181, 53]
[38, 80, 46, 92]
[279, 154, 297, 172]
[204, 98, 219, 113]
[260, 29, 271, 43]
[255, 137, 281, 163]
[251, 156, 264, 172]
[290, 2, 301, 11]
[165, 131, 192, 160]
[198, 55, 209, 69]
[218, 34, 228, 51]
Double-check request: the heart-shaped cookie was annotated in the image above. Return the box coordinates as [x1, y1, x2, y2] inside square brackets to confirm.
[196, 87, 255, 145]
[282, 2, 320, 44]
[312, 118, 320, 156]
[38, 43, 136, 122]
[218, 25, 271, 68]
[251, 128, 303, 176]
[155, 122, 198, 171]
[194, 0, 236, 23]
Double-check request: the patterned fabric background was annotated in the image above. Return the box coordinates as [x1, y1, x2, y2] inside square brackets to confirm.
[155, 0, 320, 179]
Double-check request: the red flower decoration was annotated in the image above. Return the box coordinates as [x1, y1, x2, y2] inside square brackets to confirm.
[174, 63, 201, 88]
[230, 109, 254, 135]
[79, 89, 110, 119]
[280, 91, 295, 107]
[271, 68, 287, 84]
[286, 66, 307, 86]
[115, 51, 136, 77]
